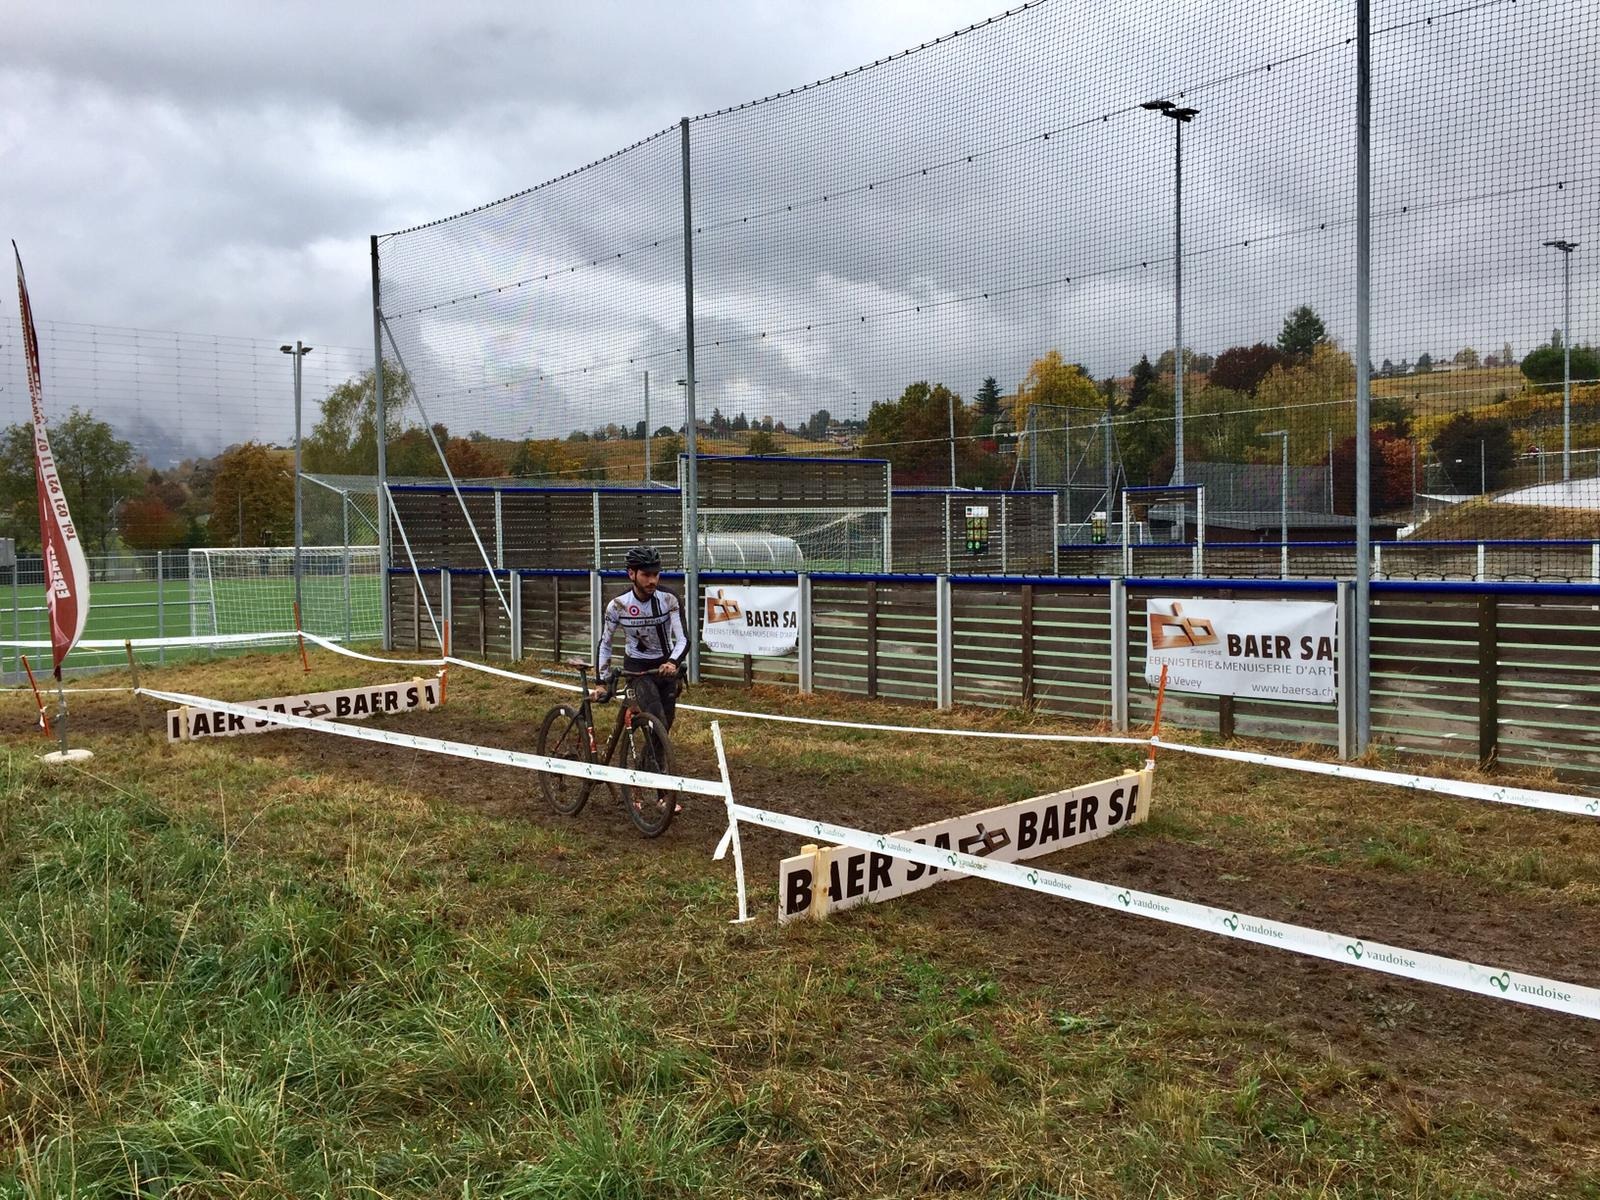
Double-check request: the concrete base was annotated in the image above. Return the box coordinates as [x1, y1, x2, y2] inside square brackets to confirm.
[40, 747, 94, 767]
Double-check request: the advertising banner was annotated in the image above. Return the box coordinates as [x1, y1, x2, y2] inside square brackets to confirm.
[168, 677, 441, 741]
[702, 584, 799, 656]
[778, 768, 1151, 922]
[1145, 597, 1336, 703]
[14, 245, 90, 677]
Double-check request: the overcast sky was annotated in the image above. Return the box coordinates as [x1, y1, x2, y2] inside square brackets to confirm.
[1, 0, 1595, 464]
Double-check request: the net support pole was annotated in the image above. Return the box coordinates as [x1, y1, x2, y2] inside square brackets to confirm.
[371, 235, 392, 650]
[292, 340, 305, 619]
[1353, 0, 1373, 753]
[798, 573, 813, 694]
[679, 116, 701, 684]
[155, 551, 165, 666]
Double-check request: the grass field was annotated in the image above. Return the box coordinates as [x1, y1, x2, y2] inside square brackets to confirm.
[3, 649, 1599, 1197]
[3, 575, 381, 676]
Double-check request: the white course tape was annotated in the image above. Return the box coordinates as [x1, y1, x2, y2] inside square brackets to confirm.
[0, 631, 298, 650]
[1152, 738, 1600, 819]
[138, 686, 727, 798]
[302, 632, 446, 668]
[730, 801, 1600, 1021]
[286, 645, 1600, 818]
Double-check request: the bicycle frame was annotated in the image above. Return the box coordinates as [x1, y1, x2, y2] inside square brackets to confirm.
[569, 665, 647, 772]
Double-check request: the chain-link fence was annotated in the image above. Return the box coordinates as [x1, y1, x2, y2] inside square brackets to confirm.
[371, 0, 1595, 584]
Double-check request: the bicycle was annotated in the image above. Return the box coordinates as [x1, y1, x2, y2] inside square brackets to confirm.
[535, 659, 680, 837]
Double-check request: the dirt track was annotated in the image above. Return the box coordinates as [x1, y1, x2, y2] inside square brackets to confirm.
[47, 686, 1600, 1133]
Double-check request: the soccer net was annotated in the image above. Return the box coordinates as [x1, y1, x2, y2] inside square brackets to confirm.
[1121, 485, 1205, 576]
[695, 509, 884, 573]
[189, 547, 383, 643]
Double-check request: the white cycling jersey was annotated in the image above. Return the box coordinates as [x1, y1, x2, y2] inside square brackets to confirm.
[596, 588, 688, 675]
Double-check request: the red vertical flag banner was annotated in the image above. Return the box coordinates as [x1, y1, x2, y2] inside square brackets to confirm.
[13, 244, 91, 678]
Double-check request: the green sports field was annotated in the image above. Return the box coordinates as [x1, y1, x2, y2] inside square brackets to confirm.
[3, 573, 381, 676]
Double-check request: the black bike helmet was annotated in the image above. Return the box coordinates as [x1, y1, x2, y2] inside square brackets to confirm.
[625, 544, 662, 570]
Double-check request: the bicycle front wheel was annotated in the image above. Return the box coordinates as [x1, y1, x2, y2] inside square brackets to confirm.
[537, 705, 593, 816]
[619, 710, 677, 838]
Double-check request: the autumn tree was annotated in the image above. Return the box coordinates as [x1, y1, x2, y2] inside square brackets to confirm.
[746, 430, 779, 455]
[510, 437, 591, 480]
[1010, 351, 1098, 432]
[1209, 343, 1288, 395]
[1128, 355, 1158, 408]
[209, 442, 294, 547]
[118, 495, 188, 552]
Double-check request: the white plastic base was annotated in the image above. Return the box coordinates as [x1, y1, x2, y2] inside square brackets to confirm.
[41, 748, 94, 766]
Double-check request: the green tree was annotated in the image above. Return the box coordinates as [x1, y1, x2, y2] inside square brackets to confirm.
[651, 433, 683, 483]
[209, 442, 294, 548]
[1521, 342, 1600, 387]
[1454, 346, 1480, 369]
[862, 382, 980, 484]
[1431, 414, 1515, 493]
[303, 363, 414, 476]
[804, 409, 832, 440]
[1128, 355, 1157, 408]
[972, 376, 1003, 436]
[746, 430, 778, 455]
[1414, 352, 1434, 374]
[731, 413, 749, 433]
[0, 408, 141, 555]
[1277, 305, 1328, 357]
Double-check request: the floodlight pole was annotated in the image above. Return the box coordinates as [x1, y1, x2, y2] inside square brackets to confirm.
[1354, 0, 1373, 752]
[281, 340, 313, 617]
[680, 117, 701, 682]
[1143, 99, 1198, 537]
[1544, 240, 1578, 482]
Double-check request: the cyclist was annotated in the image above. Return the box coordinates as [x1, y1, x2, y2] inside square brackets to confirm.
[593, 544, 688, 731]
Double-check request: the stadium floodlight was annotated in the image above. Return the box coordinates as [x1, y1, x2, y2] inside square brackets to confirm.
[1147, 100, 1200, 536]
[281, 341, 313, 614]
[1543, 239, 1579, 482]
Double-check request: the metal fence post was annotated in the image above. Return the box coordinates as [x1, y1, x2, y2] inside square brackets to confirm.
[935, 574, 953, 709]
[679, 116, 702, 685]
[1592, 542, 1599, 584]
[1000, 495, 1009, 574]
[943, 498, 952, 575]
[156, 550, 166, 666]
[1336, 580, 1351, 760]
[1109, 578, 1129, 731]
[1476, 542, 1486, 583]
[510, 570, 523, 661]
[591, 491, 602, 571]
[342, 497, 352, 645]
[440, 568, 452, 649]
[798, 573, 813, 694]
[495, 489, 505, 570]
[1052, 491, 1061, 577]
[590, 570, 603, 662]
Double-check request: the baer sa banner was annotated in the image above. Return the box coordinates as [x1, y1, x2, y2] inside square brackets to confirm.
[701, 584, 799, 656]
[1145, 596, 1336, 703]
[14, 244, 90, 678]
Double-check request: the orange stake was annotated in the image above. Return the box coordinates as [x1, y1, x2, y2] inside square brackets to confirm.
[294, 601, 311, 674]
[1146, 663, 1170, 769]
[20, 655, 49, 736]
[439, 619, 451, 705]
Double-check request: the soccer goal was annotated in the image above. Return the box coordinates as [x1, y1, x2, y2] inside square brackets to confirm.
[189, 547, 383, 643]
[1120, 485, 1205, 576]
[687, 455, 891, 574]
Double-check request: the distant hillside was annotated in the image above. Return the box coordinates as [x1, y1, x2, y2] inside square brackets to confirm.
[1408, 500, 1600, 542]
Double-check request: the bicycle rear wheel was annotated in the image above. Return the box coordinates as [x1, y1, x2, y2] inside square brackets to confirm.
[537, 705, 593, 816]
[619, 710, 677, 838]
